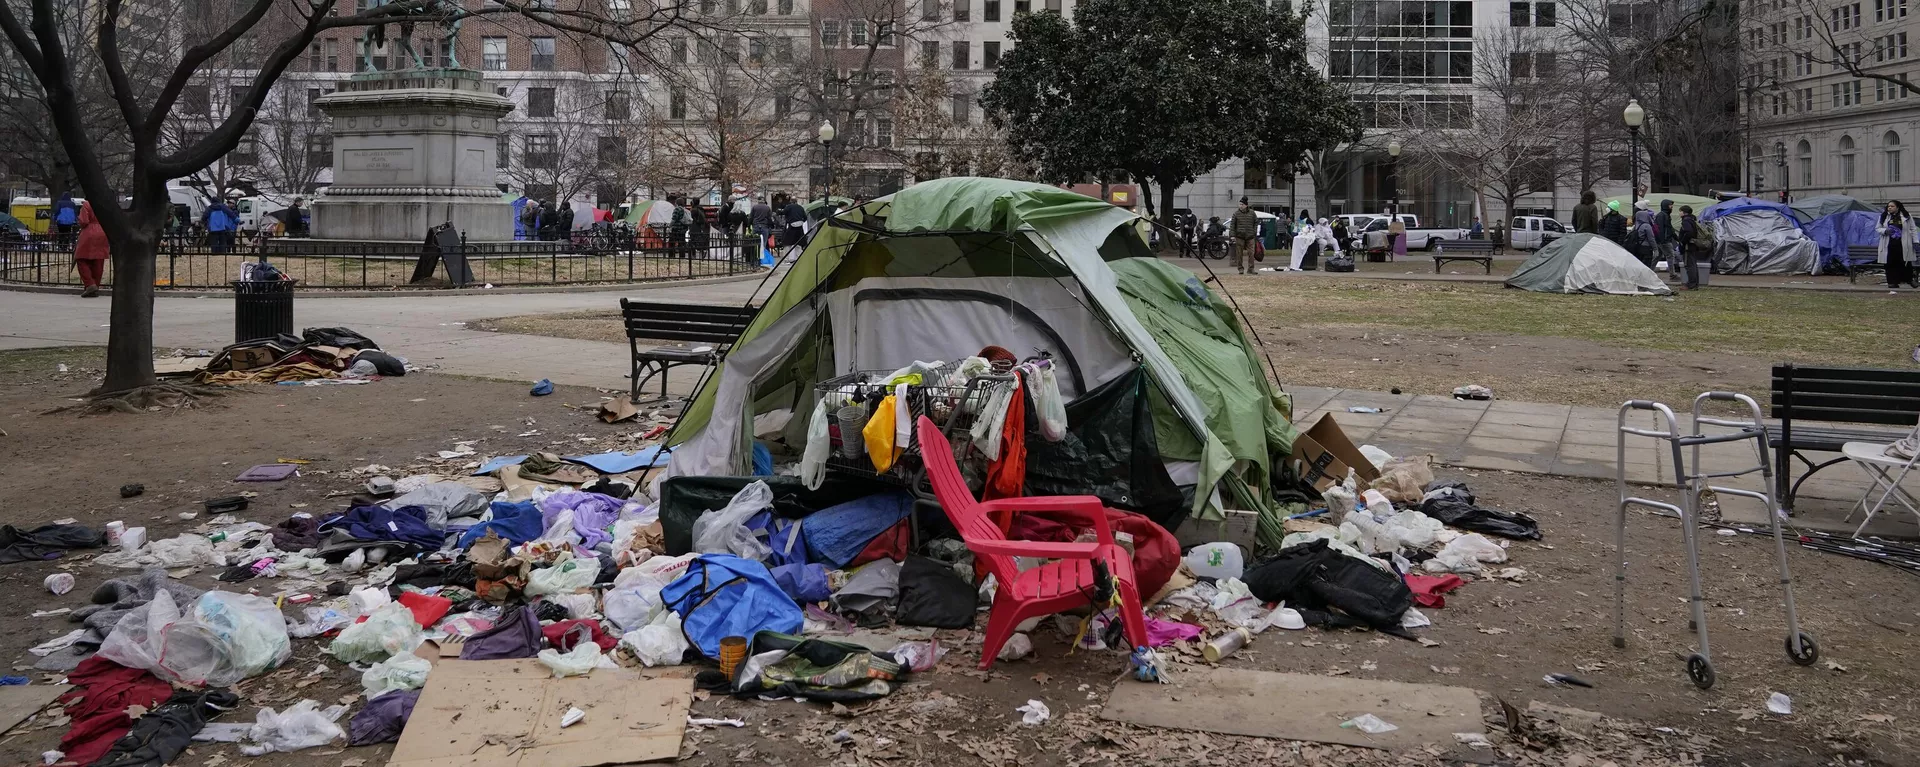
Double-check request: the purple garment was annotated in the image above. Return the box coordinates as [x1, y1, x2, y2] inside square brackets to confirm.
[458, 605, 542, 660]
[348, 689, 419, 745]
[319, 505, 442, 550]
[537, 491, 623, 549]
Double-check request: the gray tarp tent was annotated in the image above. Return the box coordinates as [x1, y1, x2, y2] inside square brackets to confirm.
[1712, 211, 1820, 275]
[1504, 233, 1673, 295]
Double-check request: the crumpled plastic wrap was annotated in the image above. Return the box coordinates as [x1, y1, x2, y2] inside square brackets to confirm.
[241, 700, 347, 755]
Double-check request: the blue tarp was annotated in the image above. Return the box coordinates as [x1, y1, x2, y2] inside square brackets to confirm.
[1701, 197, 1801, 226]
[566, 446, 673, 474]
[1807, 209, 1881, 271]
[660, 554, 803, 658]
[802, 492, 916, 568]
[457, 500, 544, 548]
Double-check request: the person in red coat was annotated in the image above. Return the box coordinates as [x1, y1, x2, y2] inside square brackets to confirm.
[74, 201, 108, 298]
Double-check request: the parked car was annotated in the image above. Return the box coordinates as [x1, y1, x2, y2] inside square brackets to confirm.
[1507, 215, 1569, 250]
[1358, 215, 1467, 251]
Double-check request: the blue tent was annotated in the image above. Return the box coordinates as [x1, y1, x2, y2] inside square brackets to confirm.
[1805, 209, 1880, 271]
[512, 196, 529, 239]
[1701, 196, 1801, 226]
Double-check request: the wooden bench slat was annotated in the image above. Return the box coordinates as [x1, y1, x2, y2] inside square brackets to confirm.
[1772, 364, 1920, 384]
[619, 298, 757, 403]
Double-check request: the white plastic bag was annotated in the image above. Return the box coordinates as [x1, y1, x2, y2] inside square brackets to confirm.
[1322, 471, 1359, 525]
[619, 611, 688, 667]
[889, 639, 947, 672]
[552, 592, 600, 620]
[1382, 510, 1445, 550]
[537, 642, 602, 678]
[1029, 363, 1068, 442]
[361, 652, 431, 699]
[690, 481, 774, 561]
[800, 397, 831, 491]
[969, 381, 1016, 460]
[1424, 533, 1509, 574]
[603, 553, 698, 630]
[241, 700, 347, 756]
[328, 602, 423, 664]
[524, 556, 600, 598]
[98, 590, 291, 687]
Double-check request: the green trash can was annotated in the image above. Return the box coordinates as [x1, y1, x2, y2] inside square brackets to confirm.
[1261, 218, 1282, 251]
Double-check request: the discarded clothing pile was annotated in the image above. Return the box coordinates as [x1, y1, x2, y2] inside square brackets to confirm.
[193, 326, 404, 385]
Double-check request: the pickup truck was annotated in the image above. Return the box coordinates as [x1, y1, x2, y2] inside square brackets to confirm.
[1357, 215, 1468, 252]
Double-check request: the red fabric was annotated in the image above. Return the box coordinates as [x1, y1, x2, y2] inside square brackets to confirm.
[397, 591, 453, 628]
[542, 619, 618, 652]
[1405, 574, 1465, 608]
[57, 656, 172, 766]
[75, 258, 104, 287]
[74, 202, 108, 262]
[984, 372, 1027, 500]
[1005, 508, 1180, 601]
[847, 519, 909, 568]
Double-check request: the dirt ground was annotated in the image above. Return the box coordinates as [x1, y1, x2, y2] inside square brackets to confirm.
[0, 348, 1915, 766]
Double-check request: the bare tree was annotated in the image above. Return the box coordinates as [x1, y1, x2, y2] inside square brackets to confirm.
[644, 43, 807, 200]
[501, 82, 615, 205]
[790, 0, 956, 196]
[1787, 0, 1919, 97]
[886, 63, 1026, 181]
[0, 2, 135, 197]
[0, 0, 724, 395]
[1555, 0, 1739, 193]
[253, 83, 332, 195]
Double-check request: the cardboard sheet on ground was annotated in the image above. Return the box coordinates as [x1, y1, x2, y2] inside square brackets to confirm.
[0, 684, 68, 732]
[1101, 669, 1480, 750]
[390, 659, 691, 767]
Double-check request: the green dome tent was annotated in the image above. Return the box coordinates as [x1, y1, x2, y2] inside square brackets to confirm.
[656, 178, 1299, 534]
[1505, 233, 1673, 295]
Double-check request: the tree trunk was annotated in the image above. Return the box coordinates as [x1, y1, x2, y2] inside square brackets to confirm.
[100, 225, 159, 394]
[1157, 176, 1179, 233]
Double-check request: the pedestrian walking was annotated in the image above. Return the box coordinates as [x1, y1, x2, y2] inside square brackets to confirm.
[780, 193, 808, 253]
[1654, 198, 1676, 273]
[689, 198, 710, 250]
[1230, 198, 1259, 274]
[1468, 216, 1483, 239]
[1631, 200, 1657, 266]
[1387, 213, 1408, 259]
[1599, 200, 1630, 248]
[1572, 190, 1600, 234]
[74, 201, 107, 297]
[1677, 204, 1702, 290]
[668, 195, 689, 247]
[53, 193, 78, 244]
[204, 198, 237, 254]
[1491, 219, 1507, 254]
[1878, 199, 1916, 288]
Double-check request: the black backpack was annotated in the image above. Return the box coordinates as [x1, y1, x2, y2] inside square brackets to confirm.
[1324, 255, 1356, 272]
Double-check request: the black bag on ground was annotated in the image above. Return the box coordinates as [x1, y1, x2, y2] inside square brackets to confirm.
[302, 326, 380, 350]
[894, 555, 976, 629]
[1419, 481, 1543, 540]
[353, 349, 407, 376]
[1243, 539, 1413, 634]
[1324, 255, 1355, 272]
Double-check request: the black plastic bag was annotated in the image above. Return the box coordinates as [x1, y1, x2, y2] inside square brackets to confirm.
[1419, 481, 1543, 541]
[1023, 366, 1186, 529]
[301, 326, 380, 350]
[895, 556, 976, 629]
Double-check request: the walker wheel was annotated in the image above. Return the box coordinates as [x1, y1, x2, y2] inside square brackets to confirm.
[1686, 654, 1716, 690]
[1785, 631, 1820, 666]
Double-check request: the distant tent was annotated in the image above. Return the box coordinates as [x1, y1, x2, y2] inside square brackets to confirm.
[1504, 233, 1673, 295]
[1701, 196, 1802, 227]
[1705, 202, 1820, 275]
[1790, 195, 1878, 271]
[1789, 194, 1874, 223]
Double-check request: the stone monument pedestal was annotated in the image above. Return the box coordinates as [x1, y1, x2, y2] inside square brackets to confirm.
[311, 69, 515, 242]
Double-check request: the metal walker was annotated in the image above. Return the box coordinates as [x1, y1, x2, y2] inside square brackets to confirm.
[1614, 392, 1820, 689]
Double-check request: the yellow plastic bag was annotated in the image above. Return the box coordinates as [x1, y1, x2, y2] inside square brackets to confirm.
[863, 395, 903, 473]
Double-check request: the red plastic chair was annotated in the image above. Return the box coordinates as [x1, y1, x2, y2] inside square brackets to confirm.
[915, 416, 1150, 670]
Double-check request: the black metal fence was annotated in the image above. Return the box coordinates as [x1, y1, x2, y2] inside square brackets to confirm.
[0, 226, 764, 289]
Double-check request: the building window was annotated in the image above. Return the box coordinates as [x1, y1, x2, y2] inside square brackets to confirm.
[306, 88, 323, 117]
[1328, 2, 1475, 84]
[308, 42, 322, 70]
[527, 134, 556, 169]
[952, 40, 969, 69]
[1535, 1, 1556, 25]
[598, 135, 627, 167]
[749, 37, 766, 63]
[670, 86, 686, 119]
[955, 0, 970, 21]
[1510, 1, 1530, 26]
[527, 87, 555, 117]
[1015, 0, 1030, 13]
[1832, 2, 1863, 31]
[1799, 87, 1814, 111]
[985, 0, 1000, 21]
[482, 36, 507, 70]
[530, 37, 555, 70]
[1840, 134, 1858, 184]
[606, 90, 630, 120]
[183, 84, 209, 113]
[923, 0, 938, 21]
[778, 0, 792, 13]
[750, 0, 766, 13]
[774, 92, 791, 118]
[670, 37, 688, 64]
[821, 19, 841, 47]
[496, 133, 510, 168]
[1350, 93, 1474, 129]
[1245, 159, 1270, 190]
[308, 134, 332, 169]
[1888, 131, 1904, 181]
[920, 40, 940, 66]
[776, 37, 794, 62]
[1508, 52, 1530, 78]
[231, 132, 258, 166]
[1798, 139, 1813, 186]
[323, 38, 337, 71]
[1876, 0, 1908, 21]
[849, 19, 868, 47]
[1046, 0, 1061, 10]
[984, 41, 1001, 69]
[952, 93, 971, 124]
[876, 117, 893, 148]
[878, 22, 895, 47]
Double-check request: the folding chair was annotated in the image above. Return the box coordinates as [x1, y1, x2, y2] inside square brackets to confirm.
[1841, 427, 1920, 537]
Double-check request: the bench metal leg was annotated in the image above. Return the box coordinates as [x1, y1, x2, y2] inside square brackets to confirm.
[1785, 452, 1850, 512]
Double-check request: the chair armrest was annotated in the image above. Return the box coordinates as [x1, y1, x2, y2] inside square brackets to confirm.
[979, 496, 1114, 544]
[969, 539, 1101, 559]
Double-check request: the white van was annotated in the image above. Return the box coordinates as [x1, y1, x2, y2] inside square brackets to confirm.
[1508, 215, 1569, 250]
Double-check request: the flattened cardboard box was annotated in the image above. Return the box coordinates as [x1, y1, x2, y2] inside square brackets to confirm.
[1302, 413, 1381, 483]
[390, 659, 691, 767]
[1285, 431, 1351, 492]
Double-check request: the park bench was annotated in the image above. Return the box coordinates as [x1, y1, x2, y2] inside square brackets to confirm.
[1432, 239, 1496, 274]
[1846, 245, 1882, 284]
[1770, 363, 1920, 511]
[621, 298, 757, 403]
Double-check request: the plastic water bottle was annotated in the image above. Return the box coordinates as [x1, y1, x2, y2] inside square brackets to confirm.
[1183, 542, 1245, 580]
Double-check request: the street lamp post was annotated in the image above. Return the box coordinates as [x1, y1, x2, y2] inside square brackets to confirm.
[818, 120, 836, 203]
[1386, 139, 1402, 215]
[1776, 141, 1790, 203]
[1623, 99, 1645, 209]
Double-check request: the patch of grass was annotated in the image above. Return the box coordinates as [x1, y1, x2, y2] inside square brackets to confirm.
[1223, 278, 1920, 366]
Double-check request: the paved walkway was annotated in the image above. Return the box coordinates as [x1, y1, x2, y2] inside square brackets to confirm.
[5, 267, 1914, 538]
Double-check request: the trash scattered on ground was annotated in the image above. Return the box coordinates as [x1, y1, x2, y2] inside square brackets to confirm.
[1767, 692, 1793, 715]
[1341, 713, 1398, 734]
[1451, 384, 1494, 401]
[1016, 699, 1051, 725]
